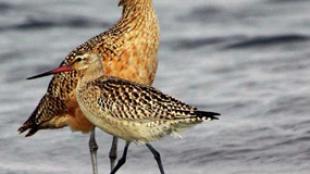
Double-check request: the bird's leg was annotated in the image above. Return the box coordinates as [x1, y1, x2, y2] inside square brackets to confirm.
[146, 143, 165, 174]
[110, 142, 130, 174]
[109, 136, 118, 170]
[89, 129, 98, 174]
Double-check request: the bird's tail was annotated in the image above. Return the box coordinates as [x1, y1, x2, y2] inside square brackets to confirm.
[18, 106, 40, 137]
[169, 110, 220, 136]
[194, 110, 220, 121]
[18, 94, 67, 137]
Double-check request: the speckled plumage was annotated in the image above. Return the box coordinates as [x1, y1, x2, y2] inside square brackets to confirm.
[55, 52, 220, 145]
[19, 0, 159, 136]
[22, 49, 219, 174]
[77, 76, 220, 143]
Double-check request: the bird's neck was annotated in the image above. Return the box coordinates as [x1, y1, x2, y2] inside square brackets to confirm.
[115, 0, 157, 33]
[119, 0, 153, 14]
[78, 62, 104, 85]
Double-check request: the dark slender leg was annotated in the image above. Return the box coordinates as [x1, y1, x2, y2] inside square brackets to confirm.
[146, 144, 165, 174]
[89, 129, 98, 174]
[110, 142, 130, 174]
[109, 136, 118, 170]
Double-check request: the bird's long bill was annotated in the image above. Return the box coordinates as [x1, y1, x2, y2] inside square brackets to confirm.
[27, 65, 73, 80]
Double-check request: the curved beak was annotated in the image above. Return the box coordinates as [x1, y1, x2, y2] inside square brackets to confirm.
[27, 65, 73, 80]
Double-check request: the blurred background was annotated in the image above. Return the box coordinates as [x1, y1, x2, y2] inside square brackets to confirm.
[0, 0, 310, 173]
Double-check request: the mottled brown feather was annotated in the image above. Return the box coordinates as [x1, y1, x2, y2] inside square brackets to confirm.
[76, 76, 220, 142]
[19, 0, 159, 136]
[82, 77, 218, 122]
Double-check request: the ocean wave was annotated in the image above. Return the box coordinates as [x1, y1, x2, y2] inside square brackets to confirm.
[224, 34, 309, 49]
[268, 0, 308, 4]
[0, 2, 13, 14]
[171, 35, 245, 50]
[0, 16, 111, 31]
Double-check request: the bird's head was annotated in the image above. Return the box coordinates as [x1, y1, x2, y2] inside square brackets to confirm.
[27, 51, 102, 80]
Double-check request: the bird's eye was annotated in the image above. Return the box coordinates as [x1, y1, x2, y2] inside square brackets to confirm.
[76, 58, 82, 62]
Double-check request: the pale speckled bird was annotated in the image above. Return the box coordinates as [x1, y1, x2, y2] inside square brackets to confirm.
[28, 52, 220, 174]
[18, 0, 159, 173]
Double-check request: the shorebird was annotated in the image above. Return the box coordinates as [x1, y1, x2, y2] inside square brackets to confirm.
[18, 0, 159, 173]
[27, 52, 220, 174]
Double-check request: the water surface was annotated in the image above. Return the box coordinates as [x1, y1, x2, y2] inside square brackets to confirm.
[1, 0, 310, 174]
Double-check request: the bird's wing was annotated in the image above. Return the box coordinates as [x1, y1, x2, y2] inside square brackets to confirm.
[88, 77, 218, 123]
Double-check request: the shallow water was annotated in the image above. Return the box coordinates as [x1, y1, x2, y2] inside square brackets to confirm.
[1, 0, 310, 174]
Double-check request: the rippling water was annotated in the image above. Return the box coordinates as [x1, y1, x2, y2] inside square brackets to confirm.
[1, 0, 310, 174]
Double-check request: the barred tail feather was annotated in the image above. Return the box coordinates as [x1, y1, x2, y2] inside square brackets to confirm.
[18, 107, 39, 137]
[194, 111, 220, 120]
[18, 94, 67, 137]
[168, 110, 220, 137]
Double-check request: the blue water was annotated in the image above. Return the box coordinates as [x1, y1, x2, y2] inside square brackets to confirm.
[1, 0, 310, 174]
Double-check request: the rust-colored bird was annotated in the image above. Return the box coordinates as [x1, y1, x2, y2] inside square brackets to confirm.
[27, 51, 220, 174]
[18, 0, 159, 173]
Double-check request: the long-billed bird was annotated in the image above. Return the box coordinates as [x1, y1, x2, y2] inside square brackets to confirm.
[18, 0, 159, 173]
[27, 51, 220, 174]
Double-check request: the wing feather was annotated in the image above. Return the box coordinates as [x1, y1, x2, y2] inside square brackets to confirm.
[91, 77, 202, 122]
